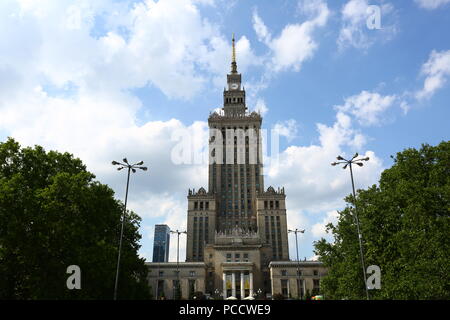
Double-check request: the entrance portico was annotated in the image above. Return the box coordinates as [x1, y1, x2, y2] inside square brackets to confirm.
[222, 264, 254, 299]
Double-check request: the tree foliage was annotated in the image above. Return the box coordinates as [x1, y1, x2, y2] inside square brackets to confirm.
[0, 138, 151, 299]
[314, 141, 450, 299]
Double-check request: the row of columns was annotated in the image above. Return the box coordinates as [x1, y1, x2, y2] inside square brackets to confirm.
[222, 271, 253, 299]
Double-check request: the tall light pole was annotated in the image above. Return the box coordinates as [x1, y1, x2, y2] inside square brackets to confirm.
[155, 240, 161, 299]
[332, 153, 370, 300]
[112, 158, 147, 300]
[170, 229, 187, 299]
[288, 228, 305, 299]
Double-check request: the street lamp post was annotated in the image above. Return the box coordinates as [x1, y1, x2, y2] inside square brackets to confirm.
[256, 288, 263, 299]
[170, 229, 187, 299]
[332, 153, 370, 300]
[288, 228, 305, 299]
[112, 158, 147, 300]
[214, 288, 223, 300]
[155, 241, 161, 299]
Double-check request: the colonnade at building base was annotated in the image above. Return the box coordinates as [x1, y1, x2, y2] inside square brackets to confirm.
[222, 271, 253, 299]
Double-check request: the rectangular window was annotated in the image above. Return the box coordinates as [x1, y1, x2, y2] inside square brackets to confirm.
[281, 279, 289, 297]
[313, 279, 320, 289]
[226, 253, 232, 262]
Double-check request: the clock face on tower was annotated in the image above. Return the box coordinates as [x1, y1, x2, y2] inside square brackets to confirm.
[230, 83, 239, 90]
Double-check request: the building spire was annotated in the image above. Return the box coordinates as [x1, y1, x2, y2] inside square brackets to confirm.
[231, 33, 237, 74]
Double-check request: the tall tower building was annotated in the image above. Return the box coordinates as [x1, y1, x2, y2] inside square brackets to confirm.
[152, 224, 171, 262]
[186, 35, 289, 298]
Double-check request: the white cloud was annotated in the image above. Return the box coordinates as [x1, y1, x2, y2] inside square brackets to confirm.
[338, 0, 397, 51]
[400, 100, 411, 115]
[266, 112, 383, 215]
[0, 0, 219, 263]
[252, 0, 329, 72]
[316, 112, 366, 150]
[311, 210, 339, 238]
[252, 10, 271, 45]
[0, 83, 208, 262]
[271, 0, 329, 72]
[336, 90, 397, 126]
[253, 98, 269, 116]
[416, 49, 450, 100]
[265, 110, 383, 260]
[0, 0, 261, 262]
[415, 0, 450, 9]
[2, 0, 262, 100]
[273, 119, 299, 142]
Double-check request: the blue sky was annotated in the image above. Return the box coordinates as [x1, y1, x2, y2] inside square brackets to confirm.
[0, 0, 449, 262]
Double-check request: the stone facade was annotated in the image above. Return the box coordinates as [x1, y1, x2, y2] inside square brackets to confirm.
[146, 262, 206, 300]
[146, 36, 327, 300]
[269, 261, 327, 298]
[146, 260, 327, 299]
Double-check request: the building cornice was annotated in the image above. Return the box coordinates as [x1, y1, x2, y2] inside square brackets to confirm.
[210, 244, 263, 250]
[145, 262, 206, 268]
[269, 261, 324, 268]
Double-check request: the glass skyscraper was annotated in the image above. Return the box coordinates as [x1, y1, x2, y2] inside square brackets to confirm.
[152, 224, 170, 262]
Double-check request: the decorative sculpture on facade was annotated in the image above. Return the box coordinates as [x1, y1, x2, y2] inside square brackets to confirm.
[215, 226, 258, 239]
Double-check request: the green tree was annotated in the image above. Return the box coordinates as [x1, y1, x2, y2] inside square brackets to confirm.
[314, 141, 450, 300]
[0, 138, 151, 299]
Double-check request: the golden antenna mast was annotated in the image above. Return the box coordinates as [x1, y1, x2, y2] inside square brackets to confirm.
[232, 33, 236, 63]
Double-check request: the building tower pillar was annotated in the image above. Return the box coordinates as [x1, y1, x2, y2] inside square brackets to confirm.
[240, 271, 245, 299]
[249, 271, 254, 297]
[231, 272, 236, 297]
[223, 272, 227, 299]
